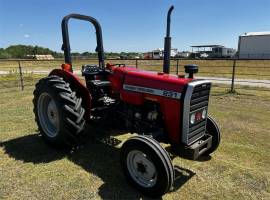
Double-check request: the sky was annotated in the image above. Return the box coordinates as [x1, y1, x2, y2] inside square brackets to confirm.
[0, 0, 269, 53]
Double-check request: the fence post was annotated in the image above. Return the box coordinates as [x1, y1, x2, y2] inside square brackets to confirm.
[135, 59, 138, 68]
[230, 59, 236, 93]
[176, 59, 179, 75]
[18, 60, 24, 91]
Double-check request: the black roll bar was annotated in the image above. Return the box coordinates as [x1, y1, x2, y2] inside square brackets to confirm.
[61, 14, 105, 69]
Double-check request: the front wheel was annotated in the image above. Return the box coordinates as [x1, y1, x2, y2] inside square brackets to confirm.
[120, 135, 174, 198]
[204, 116, 221, 155]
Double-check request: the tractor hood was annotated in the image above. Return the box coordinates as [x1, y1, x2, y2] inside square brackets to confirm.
[108, 65, 193, 93]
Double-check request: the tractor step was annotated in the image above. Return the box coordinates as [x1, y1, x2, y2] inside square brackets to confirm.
[172, 134, 212, 160]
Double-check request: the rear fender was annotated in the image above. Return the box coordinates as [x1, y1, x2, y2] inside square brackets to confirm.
[49, 69, 91, 121]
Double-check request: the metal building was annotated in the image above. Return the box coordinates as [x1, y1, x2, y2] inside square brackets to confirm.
[191, 45, 236, 58]
[238, 32, 270, 59]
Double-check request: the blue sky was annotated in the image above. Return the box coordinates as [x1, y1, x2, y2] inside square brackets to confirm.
[0, 0, 269, 52]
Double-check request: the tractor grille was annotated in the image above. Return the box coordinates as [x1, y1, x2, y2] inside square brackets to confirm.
[187, 83, 211, 144]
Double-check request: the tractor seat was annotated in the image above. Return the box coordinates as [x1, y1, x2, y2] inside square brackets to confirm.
[89, 80, 111, 88]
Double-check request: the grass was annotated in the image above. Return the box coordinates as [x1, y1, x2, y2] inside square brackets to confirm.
[0, 73, 45, 93]
[0, 59, 270, 80]
[0, 83, 270, 199]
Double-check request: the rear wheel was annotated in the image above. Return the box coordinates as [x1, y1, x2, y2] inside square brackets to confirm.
[120, 135, 174, 198]
[33, 75, 86, 147]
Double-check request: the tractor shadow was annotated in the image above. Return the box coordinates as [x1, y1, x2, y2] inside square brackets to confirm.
[0, 132, 66, 163]
[0, 127, 195, 199]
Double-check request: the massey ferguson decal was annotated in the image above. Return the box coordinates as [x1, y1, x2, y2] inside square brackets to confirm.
[123, 84, 181, 99]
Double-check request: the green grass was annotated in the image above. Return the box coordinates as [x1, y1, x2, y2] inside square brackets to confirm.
[0, 73, 45, 93]
[0, 59, 270, 80]
[0, 85, 269, 199]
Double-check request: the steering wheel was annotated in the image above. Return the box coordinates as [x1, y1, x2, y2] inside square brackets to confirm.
[82, 64, 100, 76]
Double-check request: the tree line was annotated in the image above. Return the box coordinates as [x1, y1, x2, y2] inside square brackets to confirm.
[0, 45, 141, 59]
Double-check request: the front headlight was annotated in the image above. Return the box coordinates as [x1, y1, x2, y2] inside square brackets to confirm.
[190, 113, 195, 124]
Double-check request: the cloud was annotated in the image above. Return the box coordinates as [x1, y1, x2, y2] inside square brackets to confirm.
[24, 34, 30, 38]
[19, 24, 23, 27]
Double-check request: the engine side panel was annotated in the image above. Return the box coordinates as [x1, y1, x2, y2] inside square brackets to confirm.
[107, 65, 191, 143]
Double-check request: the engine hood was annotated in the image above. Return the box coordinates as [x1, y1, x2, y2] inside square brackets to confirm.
[110, 65, 193, 93]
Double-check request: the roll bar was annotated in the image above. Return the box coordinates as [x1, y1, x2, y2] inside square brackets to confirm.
[61, 14, 105, 70]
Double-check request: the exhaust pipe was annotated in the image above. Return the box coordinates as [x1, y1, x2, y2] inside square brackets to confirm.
[163, 6, 174, 74]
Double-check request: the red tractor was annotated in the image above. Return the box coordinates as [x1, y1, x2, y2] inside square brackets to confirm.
[33, 6, 220, 197]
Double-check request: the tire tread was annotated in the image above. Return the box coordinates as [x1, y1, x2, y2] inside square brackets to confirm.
[33, 75, 86, 147]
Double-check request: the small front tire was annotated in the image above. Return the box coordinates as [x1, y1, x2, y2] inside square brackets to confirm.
[204, 116, 221, 155]
[120, 135, 174, 198]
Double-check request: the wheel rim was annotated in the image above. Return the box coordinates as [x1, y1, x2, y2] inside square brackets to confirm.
[126, 150, 157, 188]
[37, 93, 60, 138]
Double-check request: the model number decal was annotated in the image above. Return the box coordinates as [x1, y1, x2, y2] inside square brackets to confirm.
[163, 90, 179, 98]
[123, 84, 181, 99]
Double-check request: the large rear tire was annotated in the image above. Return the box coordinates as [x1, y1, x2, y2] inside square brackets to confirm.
[33, 75, 86, 147]
[120, 135, 174, 198]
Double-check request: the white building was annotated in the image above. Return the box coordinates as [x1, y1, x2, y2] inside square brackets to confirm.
[238, 32, 270, 59]
[149, 48, 178, 59]
[177, 51, 191, 58]
[26, 54, 54, 60]
[152, 48, 164, 59]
